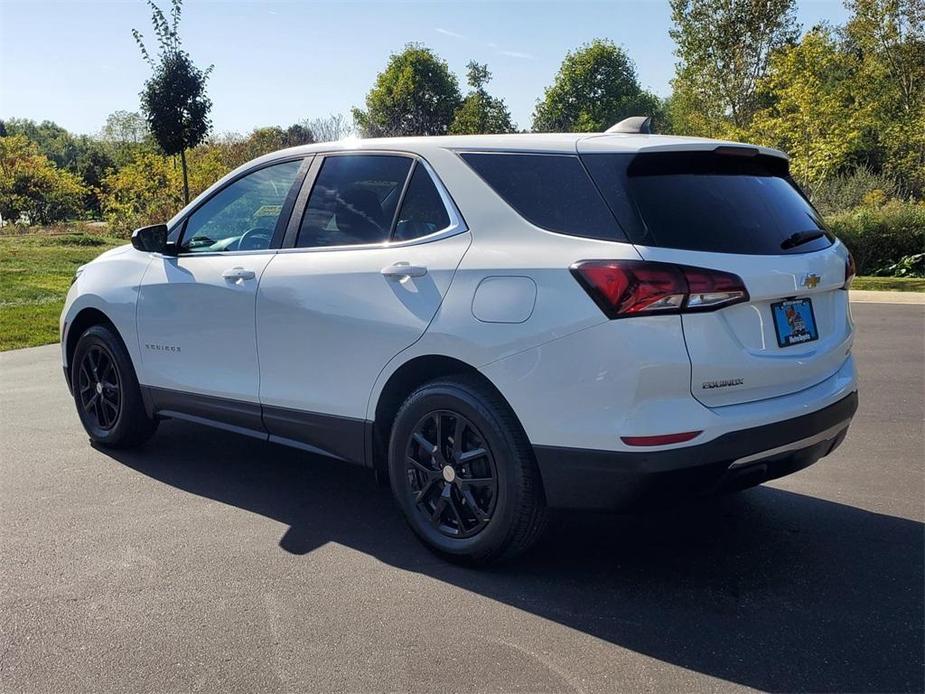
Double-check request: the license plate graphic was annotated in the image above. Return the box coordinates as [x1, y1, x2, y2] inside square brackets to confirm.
[771, 298, 818, 348]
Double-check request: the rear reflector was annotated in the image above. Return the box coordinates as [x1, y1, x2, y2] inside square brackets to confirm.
[571, 260, 749, 319]
[621, 431, 702, 446]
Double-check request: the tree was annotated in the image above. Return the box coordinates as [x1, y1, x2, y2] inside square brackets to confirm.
[669, 0, 800, 135]
[133, 0, 212, 204]
[3, 117, 114, 215]
[353, 44, 461, 137]
[101, 150, 185, 235]
[101, 110, 150, 146]
[532, 39, 662, 132]
[0, 134, 87, 225]
[744, 28, 876, 184]
[844, 0, 925, 192]
[449, 61, 515, 134]
[303, 113, 353, 142]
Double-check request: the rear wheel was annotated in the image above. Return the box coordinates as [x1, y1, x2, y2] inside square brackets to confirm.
[389, 376, 546, 564]
[71, 325, 157, 448]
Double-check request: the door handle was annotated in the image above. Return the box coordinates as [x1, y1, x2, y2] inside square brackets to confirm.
[222, 267, 256, 281]
[381, 263, 427, 279]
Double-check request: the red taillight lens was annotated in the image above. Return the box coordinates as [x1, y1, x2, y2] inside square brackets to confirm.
[621, 431, 702, 446]
[571, 260, 749, 319]
[844, 251, 856, 289]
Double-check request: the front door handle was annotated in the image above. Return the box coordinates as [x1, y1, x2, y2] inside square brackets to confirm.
[381, 263, 427, 279]
[222, 267, 256, 281]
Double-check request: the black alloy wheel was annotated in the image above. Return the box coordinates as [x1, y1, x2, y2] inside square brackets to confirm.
[76, 344, 122, 430]
[405, 410, 499, 539]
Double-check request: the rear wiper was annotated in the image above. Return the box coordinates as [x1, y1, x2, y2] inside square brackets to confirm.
[781, 230, 826, 250]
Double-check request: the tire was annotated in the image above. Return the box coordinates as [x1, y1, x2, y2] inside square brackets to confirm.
[70, 324, 157, 448]
[388, 375, 546, 565]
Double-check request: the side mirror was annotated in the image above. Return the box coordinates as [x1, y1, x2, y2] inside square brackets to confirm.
[131, 224, 170, 253]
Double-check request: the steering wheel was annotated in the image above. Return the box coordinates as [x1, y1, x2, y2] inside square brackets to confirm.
[237, 227, 274, 251]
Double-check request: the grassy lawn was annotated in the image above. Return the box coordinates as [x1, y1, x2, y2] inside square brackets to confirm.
[851, 276, 925, 292]
[0, 228, 922, 351]
[0, 230, 124, 351]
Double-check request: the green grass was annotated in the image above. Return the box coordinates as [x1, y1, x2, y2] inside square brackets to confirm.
[0, 231, 124, 350]
[852, 276, 925, 292]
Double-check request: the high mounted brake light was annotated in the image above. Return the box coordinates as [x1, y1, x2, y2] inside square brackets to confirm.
[570, 260, 749, 319]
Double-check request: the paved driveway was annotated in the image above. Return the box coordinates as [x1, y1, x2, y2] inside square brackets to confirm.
[1, 303, 922, 693]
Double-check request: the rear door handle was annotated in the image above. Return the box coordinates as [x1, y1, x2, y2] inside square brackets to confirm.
[381, 263, 427, 279]
[222, 267, 256, 281]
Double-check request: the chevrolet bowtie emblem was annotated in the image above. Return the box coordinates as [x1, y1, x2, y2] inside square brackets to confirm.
[802, 273, 821, 289]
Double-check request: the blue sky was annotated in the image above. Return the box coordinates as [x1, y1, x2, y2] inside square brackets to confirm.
[1, 0, 849, 136]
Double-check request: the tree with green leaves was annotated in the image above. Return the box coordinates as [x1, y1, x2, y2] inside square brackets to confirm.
[3, 117, 114, 215]
[0, 134, 88, 225]
[532, 39, 661, 133]
[353, 44, 461, 137]
[449, 61, 515, 134]
[668, 0, 800, 136]
[745, 27, 875, 184]
[843, 0, 925, 193]
[133, 0, 212, 204]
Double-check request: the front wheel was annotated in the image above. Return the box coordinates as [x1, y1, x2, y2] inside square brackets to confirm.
[71, 324, 157, 448]
[388, 376, 546, 565]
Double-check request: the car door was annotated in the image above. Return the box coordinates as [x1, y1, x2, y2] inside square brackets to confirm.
[257, 152, 470, 461]
[137, 158, 307, 427]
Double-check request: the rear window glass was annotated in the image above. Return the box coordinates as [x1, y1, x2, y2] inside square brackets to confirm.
[582, 152, 834, 255]
[460, 152, 623, 241]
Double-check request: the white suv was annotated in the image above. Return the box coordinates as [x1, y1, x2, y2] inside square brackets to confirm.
[61, 122, 859, 564]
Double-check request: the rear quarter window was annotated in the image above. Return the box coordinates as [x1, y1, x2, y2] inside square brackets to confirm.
[459, 152, 623, 241]
[582, 151, 834, 255]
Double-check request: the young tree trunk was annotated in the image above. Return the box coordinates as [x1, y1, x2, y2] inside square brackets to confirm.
[179, 148, 190, 205]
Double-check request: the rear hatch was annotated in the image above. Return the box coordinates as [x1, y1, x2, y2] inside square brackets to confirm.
[581, 146, 853, 407]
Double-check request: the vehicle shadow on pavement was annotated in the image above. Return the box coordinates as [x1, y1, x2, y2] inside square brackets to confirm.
[100, 419, 924, 693]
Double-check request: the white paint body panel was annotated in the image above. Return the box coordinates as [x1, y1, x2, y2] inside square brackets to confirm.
[136, 253, 275, 402]
[257, 232, 470, 417]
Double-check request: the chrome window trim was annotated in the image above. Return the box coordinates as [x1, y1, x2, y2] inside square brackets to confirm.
[283, 150, 468, 254]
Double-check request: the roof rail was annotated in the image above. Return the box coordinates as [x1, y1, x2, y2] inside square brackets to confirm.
[605, 116, 652, 134]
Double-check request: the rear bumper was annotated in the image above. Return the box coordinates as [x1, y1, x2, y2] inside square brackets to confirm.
[534, 390, 858, 510]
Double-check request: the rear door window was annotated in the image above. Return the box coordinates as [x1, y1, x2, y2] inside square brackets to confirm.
[296, 155, 413, 248]
[582, 151, 834, 255]
[460, 152, 623, 241]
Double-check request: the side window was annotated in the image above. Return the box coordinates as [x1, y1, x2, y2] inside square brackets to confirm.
[180, 159, 302, 253]
[460, 152, 622, 241]
[296, 155, 413, 248]
[392, 164, 452, 241]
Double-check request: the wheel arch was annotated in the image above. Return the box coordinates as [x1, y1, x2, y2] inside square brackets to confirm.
[65, 307, 128, 379]
[368, 354, 528, 484]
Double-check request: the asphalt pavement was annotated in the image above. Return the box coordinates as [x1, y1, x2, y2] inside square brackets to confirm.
[1, 303, 922, 693]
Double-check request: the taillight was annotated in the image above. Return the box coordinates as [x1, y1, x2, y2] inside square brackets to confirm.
[844, 251, 856, 289]
[570, 260, 749, 319]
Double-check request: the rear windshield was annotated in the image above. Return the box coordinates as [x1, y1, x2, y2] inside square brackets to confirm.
[582, 152, 834, 255]
[460, 152, 624, 241]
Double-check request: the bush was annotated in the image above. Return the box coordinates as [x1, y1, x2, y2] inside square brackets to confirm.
[101, 152, 184, 236]
[827, 200, 925, 276]
[806, 167, 904, 217]
[0, 134, 88, 225]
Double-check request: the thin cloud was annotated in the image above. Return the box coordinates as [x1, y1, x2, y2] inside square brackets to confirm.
[498, 49, 535, 60]
[436, 27, 466, 39]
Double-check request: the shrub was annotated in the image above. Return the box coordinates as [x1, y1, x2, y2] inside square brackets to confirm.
[806, 167, 904, 217]
[827, 200, 925, 276]
[0, 134, 88, 225]
[101, 152, 185, 236]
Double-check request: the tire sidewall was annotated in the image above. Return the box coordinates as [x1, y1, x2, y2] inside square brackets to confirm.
[389, 382, 528, 559]
[71, 325, 143, 446]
